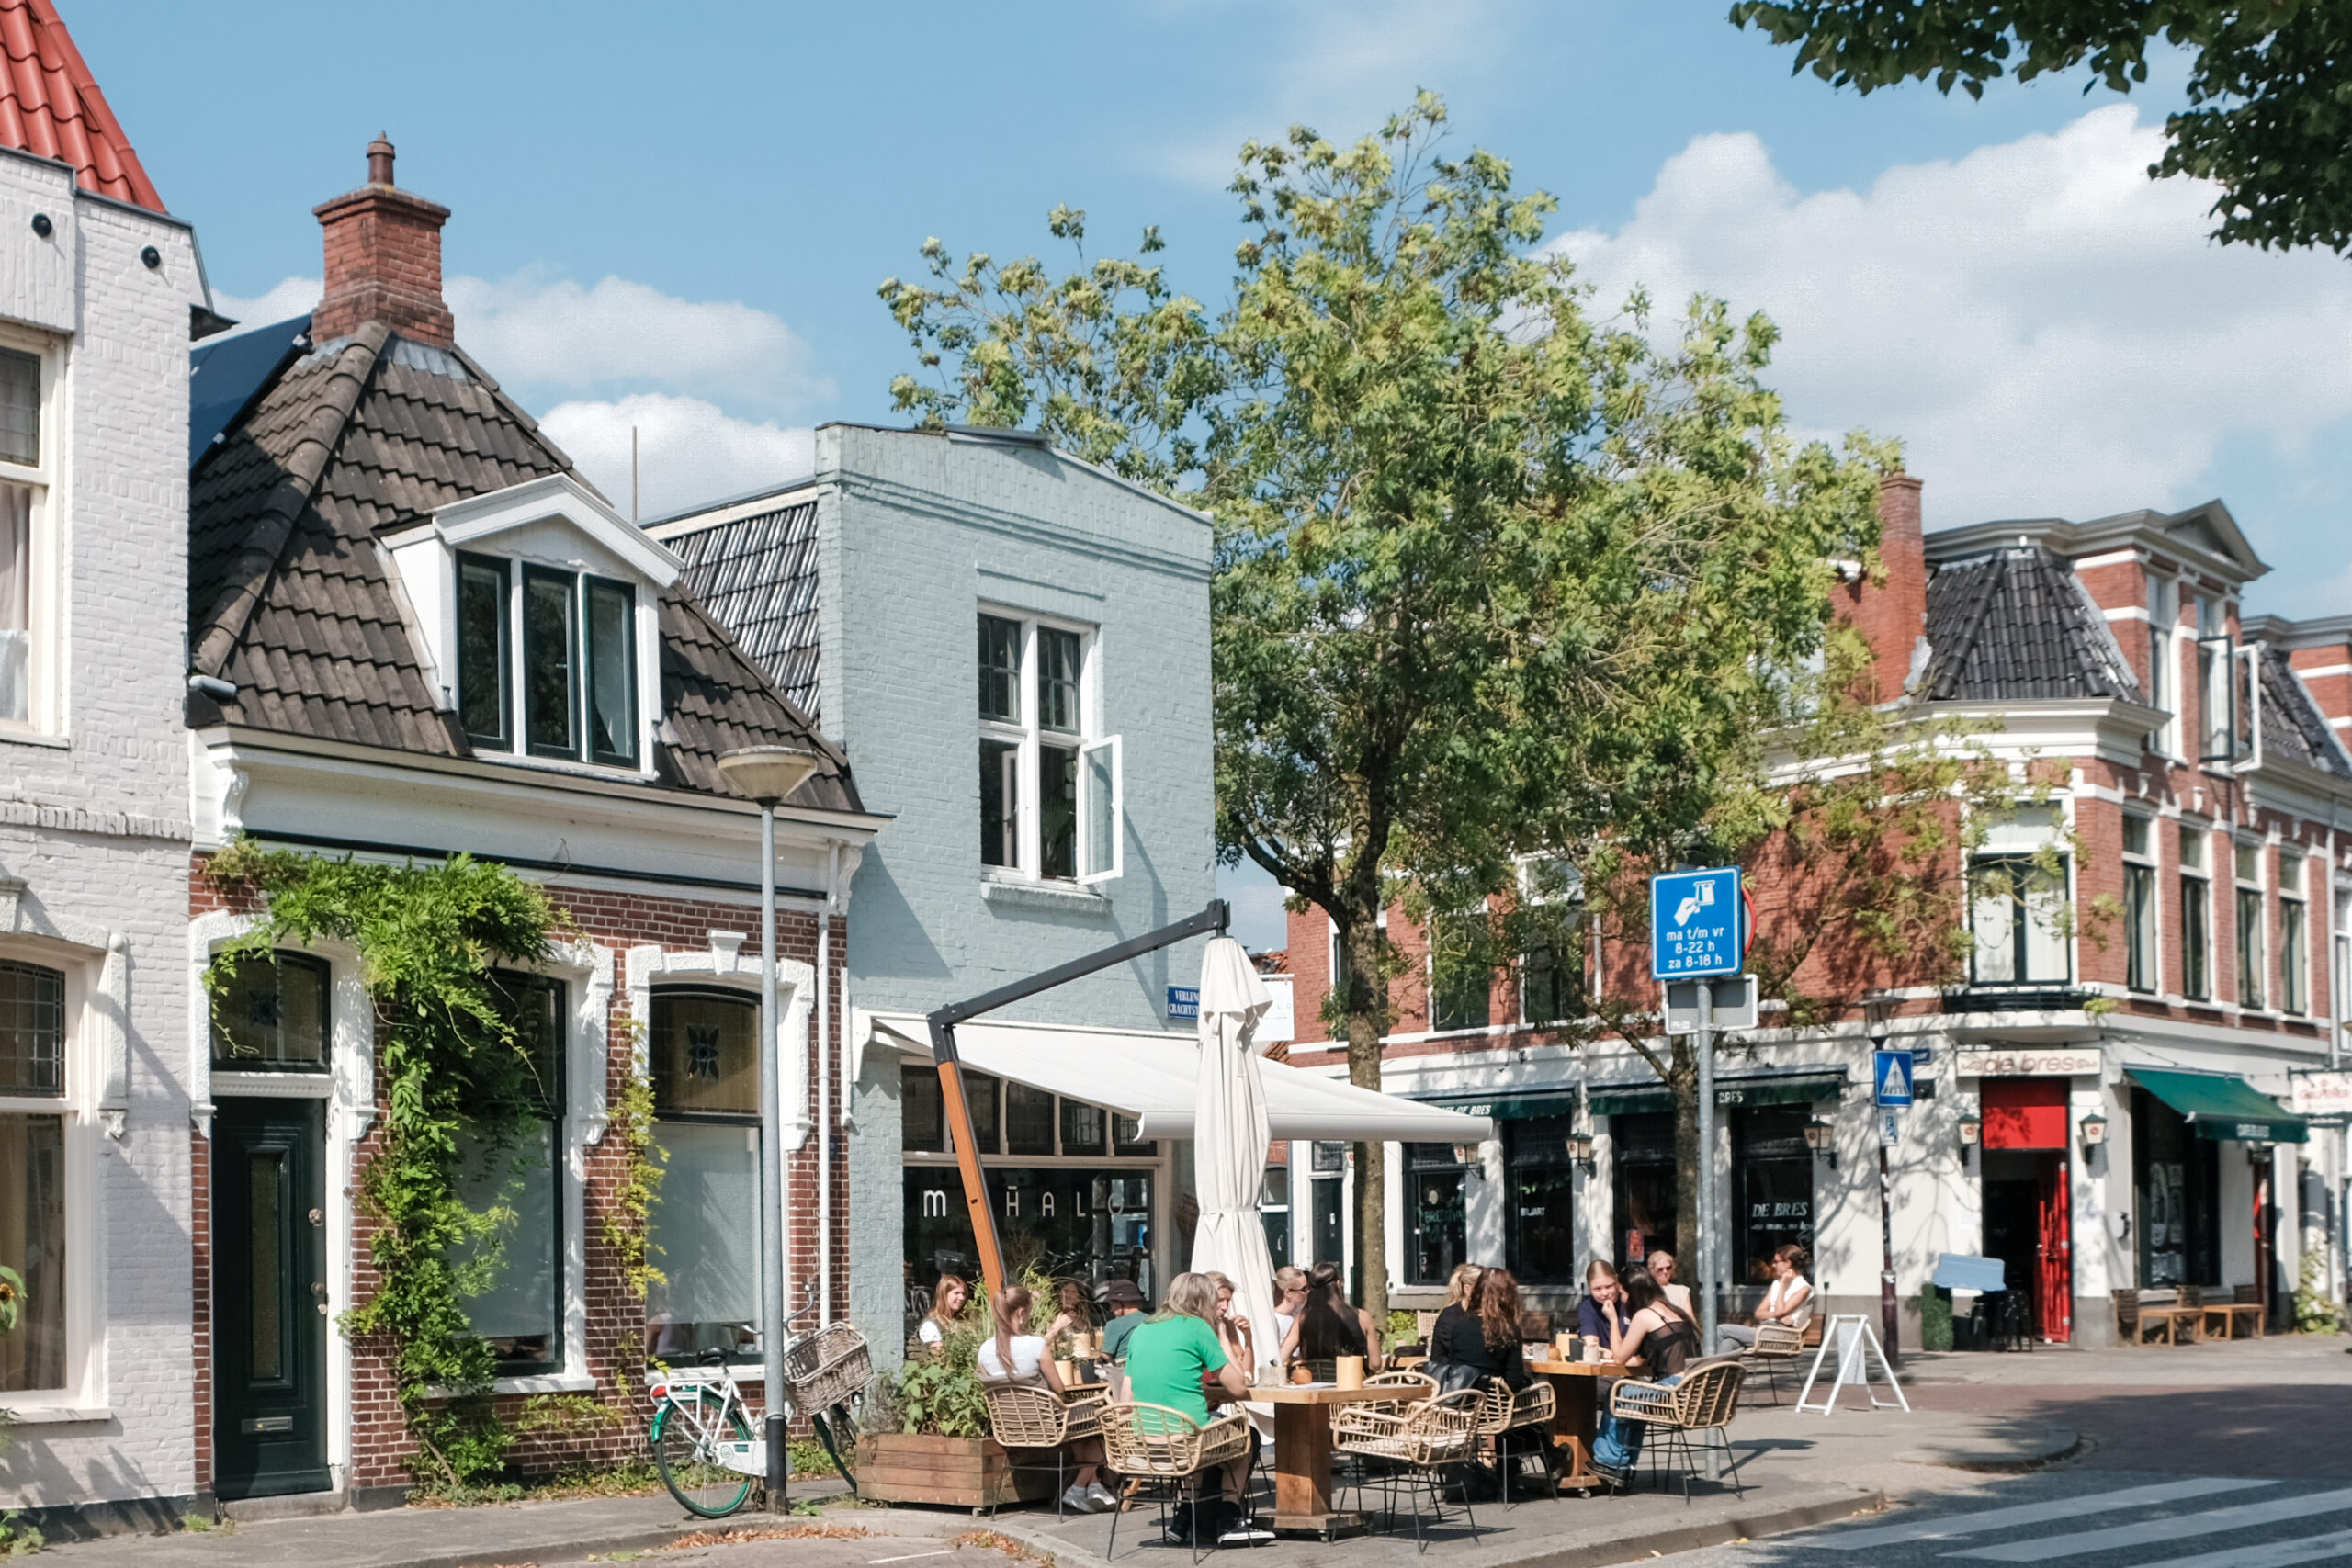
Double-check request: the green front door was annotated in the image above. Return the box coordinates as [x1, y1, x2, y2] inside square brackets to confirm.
[213, 1098, 330, 1498]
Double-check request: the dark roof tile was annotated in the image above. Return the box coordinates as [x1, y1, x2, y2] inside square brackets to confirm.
[1922, 547, 2143, 704]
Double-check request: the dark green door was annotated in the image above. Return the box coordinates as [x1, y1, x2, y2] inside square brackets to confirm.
[214, 1098, 330, 1498]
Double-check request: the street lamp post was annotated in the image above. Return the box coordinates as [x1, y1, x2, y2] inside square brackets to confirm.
[1863, 991, 1899, 1368]
[717, 745, 820, 1513]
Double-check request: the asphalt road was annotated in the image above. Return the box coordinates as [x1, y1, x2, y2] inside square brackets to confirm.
[1906, 1385, 2352, 1480]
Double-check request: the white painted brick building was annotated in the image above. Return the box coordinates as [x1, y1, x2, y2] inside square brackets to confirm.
[0, 20, 219, 1529]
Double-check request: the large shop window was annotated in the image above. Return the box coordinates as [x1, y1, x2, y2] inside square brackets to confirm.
[899, 1062, 1156, 1298]
[649, 989, 763, 1363]
[210, 952, 330, 1071]
[2132, 1086, 2219, 1289]
[455, 972, 566, 1375]
[1732, 1109, 1813, 1287]
[976, 611, 1120, 884]
[1504, 1115, 1580, 1285]
[1969, 853, 2070, 986]
[1608, 1111, 1678, 1269]
[1404, 1144, 1469, 1285]
[0, 959, 65, 1392]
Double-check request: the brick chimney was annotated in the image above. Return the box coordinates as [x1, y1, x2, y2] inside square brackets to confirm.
[309, 134, 454, 347]
[1838, 472, 1928, 703]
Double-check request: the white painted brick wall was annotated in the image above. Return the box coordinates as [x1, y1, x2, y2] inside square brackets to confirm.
[0, 150, 203, 1508]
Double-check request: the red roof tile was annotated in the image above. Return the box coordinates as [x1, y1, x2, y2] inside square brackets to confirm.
[0, 0, 162, 212]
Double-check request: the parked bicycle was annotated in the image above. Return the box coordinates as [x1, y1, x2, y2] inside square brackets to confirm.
[650, 1294, 872, 1518]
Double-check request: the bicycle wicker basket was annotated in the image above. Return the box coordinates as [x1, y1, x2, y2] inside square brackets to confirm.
[785, 1323, 872, 1413]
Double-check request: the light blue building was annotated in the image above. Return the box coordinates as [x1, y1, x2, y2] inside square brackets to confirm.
[650, 423, 1216, 1361]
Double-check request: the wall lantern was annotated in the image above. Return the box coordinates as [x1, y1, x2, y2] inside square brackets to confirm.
[2245, 1139, 2275, 1165]
[1564, 1130, 1596, 1177]
[1452, 1141, 1483, 1169]
[1957, 1109, 1983, 1147]
[2078, 1110, 2109, 1148]
[1804, 1115, 1838, 1171]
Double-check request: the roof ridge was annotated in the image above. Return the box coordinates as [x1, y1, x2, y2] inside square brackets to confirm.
[189, 321, 390, 680]
[435, 338, 613, 508]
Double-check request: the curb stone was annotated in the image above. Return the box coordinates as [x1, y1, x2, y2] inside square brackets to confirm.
[1897, 1425, 2083, 1474]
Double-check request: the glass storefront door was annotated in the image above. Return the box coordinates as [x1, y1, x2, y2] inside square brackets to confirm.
[1609, 1112, 1677, 1266]
[1732, 1108, 1813, 1286]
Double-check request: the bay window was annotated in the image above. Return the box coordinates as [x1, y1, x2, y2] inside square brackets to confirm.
[457, 552, 639, 768]
[975, 611, 1119, 883]
[647, 988, 762, 1363]
[1969, 853, 2070, 985]
[0, 960, 66, 1392]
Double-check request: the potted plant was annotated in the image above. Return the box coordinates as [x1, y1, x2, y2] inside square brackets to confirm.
[853, 1277, 1058, 1509]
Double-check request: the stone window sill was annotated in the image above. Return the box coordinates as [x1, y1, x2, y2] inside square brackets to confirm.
[981, 878, 1111, 916]
[0, 1405, 110, 1424]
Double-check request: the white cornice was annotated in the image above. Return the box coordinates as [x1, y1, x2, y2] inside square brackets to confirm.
[412, 472, 684, 587]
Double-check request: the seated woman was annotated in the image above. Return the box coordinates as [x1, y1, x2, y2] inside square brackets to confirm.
[1047, 1277, 1095, 1346]
[1206, 1272, 1258, 1377]
[916, 1273, 967, 1353]
[976, 1285, 1115, 1515]
[1646, 1251, 1695, 1318]
[1277, 1262, 1384, 1376]
[1577, 1260, 1632, 1355]
[1588, 1269, 1700, 1486]
[1430, 1266, 1532, 1392]
[1122, 1271, 1266, 1546]
[1717, 1244, 1813, 1353]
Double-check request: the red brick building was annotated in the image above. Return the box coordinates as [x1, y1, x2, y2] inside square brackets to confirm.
[183, 143, 881, 1506]
[1281, 481, 2346, 1348]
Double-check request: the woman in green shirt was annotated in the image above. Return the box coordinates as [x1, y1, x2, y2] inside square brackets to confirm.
[1119, 1272, 1262, 1544]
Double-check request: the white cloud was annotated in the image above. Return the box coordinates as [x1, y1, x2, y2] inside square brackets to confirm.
[213, 270, 830, 417]
[537, 394, 813, 522]
[1546, 105, 2352, 532]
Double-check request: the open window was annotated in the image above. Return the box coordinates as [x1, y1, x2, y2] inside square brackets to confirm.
[1079, 736, 1122, 884]
[2195, 594, 2237, 765]
[975, 610, 1120, 885]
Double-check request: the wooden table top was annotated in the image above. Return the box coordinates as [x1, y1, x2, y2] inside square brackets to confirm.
[1528, 1360, 1628, 1377]
[1250, 1382, 1418, 1405]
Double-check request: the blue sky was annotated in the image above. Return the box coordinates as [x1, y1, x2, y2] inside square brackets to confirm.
[72, 0, 2352, 948]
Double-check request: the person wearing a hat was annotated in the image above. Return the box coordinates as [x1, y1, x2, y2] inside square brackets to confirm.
[1097, 1278, 1149, 1364]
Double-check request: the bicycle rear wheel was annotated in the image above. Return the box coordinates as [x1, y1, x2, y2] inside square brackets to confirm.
[653, 1391, 755, 1517]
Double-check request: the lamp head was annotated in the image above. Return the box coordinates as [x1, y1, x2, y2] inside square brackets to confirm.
[717, 744, 820, 806]
[2078, 1110, 2109, 1148]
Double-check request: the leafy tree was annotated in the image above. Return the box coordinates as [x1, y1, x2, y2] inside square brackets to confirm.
[882, 95, 1887, 1321]
[1729, 2, 2352, 254]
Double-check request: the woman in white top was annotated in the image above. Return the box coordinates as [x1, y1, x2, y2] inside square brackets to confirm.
[1717, 1245, 1814, 1352]
[916, 1273, 967, 1351]
[977, 1286, 1114, 1514]
[1647, 1251, 1695, 1318]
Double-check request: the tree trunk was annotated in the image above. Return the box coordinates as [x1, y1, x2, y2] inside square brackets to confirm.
[1342, 916, 1389, 1328]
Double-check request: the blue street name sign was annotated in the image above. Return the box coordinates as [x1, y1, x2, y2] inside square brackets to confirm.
[1650, 866, 1745, 980]
[1167, 986, 1199, 1021]
[1873, 1048, 1915, 1108]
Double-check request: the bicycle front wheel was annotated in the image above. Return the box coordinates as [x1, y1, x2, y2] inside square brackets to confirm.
[652, 1391, 755, 1518]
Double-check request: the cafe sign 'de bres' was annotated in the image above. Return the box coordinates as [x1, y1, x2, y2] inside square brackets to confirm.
[1955, 1046, 2102, 1077]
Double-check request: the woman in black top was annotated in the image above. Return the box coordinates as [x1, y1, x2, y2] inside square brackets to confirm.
[1589, 1268, 1699, 1482]
[1279, 1263, 1382, 1372]
[1430, 1267, 1532, 1390]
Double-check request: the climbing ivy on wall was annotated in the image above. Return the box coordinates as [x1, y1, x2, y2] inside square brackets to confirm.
[205, 841, 562, 1492]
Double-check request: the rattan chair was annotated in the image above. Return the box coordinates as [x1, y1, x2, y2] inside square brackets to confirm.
[1604, 1359, 1747, 1504]
[1333, 1388, 1485, 1552]
[1099, 1401, 1253, 1562]
[981, 1382, 1106, 1517]
[1471, 1377, 1557, 1506]
[1739, 1322, 1807, 1404]
[1363, 1369, 1437, 1413]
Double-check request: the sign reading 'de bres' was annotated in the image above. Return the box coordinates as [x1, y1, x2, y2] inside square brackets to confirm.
[2289, 1071, 2352, 1116]
[1956, 1046, 2101, 1077]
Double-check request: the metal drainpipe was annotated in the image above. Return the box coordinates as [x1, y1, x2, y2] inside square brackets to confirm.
[818, 844, 836, 1325]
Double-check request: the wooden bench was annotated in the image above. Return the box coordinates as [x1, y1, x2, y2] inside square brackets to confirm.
[2204, 1284, 2266, 1340]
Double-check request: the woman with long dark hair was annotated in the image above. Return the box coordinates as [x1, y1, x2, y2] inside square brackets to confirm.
[1589, 1266, 1700, 1483]
[1428, 1265, 1532, 1390]
[1277, 1263, 1383, 1373]
[1717, 1244, 1813, 1353]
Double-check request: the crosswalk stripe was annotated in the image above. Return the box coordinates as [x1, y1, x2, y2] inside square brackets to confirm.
[1951, 1486, 2352, 1562]
[2120, 1525, 2352, 1568]
[1813, 1478, 2277, 1550]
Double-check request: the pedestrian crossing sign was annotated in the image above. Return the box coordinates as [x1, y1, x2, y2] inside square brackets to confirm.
[1873, 1048, 1914, 1108]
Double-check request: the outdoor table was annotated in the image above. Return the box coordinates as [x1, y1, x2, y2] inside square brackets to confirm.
[1250, 1381, 1419, 1538]
[1526, 1359, 1628, 1495]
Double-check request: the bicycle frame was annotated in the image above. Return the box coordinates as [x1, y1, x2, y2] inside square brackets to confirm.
[651, 1363, 767, 1479]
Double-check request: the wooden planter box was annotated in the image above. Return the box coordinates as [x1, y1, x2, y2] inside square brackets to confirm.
[854, 1431, 1056, 1509]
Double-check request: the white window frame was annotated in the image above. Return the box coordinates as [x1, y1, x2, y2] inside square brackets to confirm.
[2179, 824, 2213, 1003]
[0, 326, 62, 738]
[2146, 575, 2178, 757]
[2121, 812, 2160, 995]
[452, 554, 649, 773]
[2234, 838, 2267, 1010]
[2278, 852, 2308, 1017]
[0, 942, 96, 1410]
[976, 606, 1120, 886]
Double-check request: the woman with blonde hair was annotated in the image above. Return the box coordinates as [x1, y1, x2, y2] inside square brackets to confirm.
[917, 1273, 967, 1350]
[1122, 1272, 1263, 1545]
[1205, 1271, 1257, 1372]
[975, 1285, 1114, 1514]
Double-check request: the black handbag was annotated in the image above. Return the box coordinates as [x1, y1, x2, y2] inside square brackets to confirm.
[1426, 1359, 1480, 1395]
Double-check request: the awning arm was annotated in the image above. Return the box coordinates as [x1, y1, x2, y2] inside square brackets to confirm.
[925, 899, 1229, 1299]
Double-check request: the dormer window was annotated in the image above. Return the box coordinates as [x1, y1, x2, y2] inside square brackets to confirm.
[392, 473, 677, 776]
[455, 556, 639, 766]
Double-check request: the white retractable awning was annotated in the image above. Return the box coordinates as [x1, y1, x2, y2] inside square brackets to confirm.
[863, 1012, 1494, 1145]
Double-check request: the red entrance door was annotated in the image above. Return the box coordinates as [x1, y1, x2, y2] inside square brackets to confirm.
[2036, 1157, 2073, 1342]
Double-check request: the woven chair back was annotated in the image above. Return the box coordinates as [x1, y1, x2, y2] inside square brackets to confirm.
[1100, 1401, 1248, 1478]
[2234, 1283, 2262, 1305]
[1751, 1322, 1805, 1357]
[1364, 1369, 1435, 1416]
[1402, 1388, 1483, 1466]
[1472, 1377, 1516, 1434]
[984, 1382, 1070, 1449]
[1671, 1360, 1746, 1430]
[1508, 1378, 1556, 1428]
[2178, 1284, 2204, 1308]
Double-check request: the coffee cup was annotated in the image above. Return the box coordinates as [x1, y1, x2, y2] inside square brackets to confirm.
[1335, 1355, 1364, 1389]
[1056, 1359, 1077, 1385]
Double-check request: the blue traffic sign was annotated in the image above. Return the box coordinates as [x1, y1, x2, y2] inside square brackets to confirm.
[1873, 1049, 1915, 1108]
[1650, 867, 1745, 979]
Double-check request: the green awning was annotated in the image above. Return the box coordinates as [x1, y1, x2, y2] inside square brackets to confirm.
[1591, 1072, 1846, 1118]
[2128, 1068, 2307, 1145]
[1416, 1089, 1578, 1122]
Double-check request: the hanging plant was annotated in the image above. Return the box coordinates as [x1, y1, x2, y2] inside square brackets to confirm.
[597, 1019, 666, 1320]
[205, 840, 565, 1492]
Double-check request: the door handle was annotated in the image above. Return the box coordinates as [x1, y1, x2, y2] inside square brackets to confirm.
[313, 1280, 328, 1315]
[310, 1208, 323, 1228]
